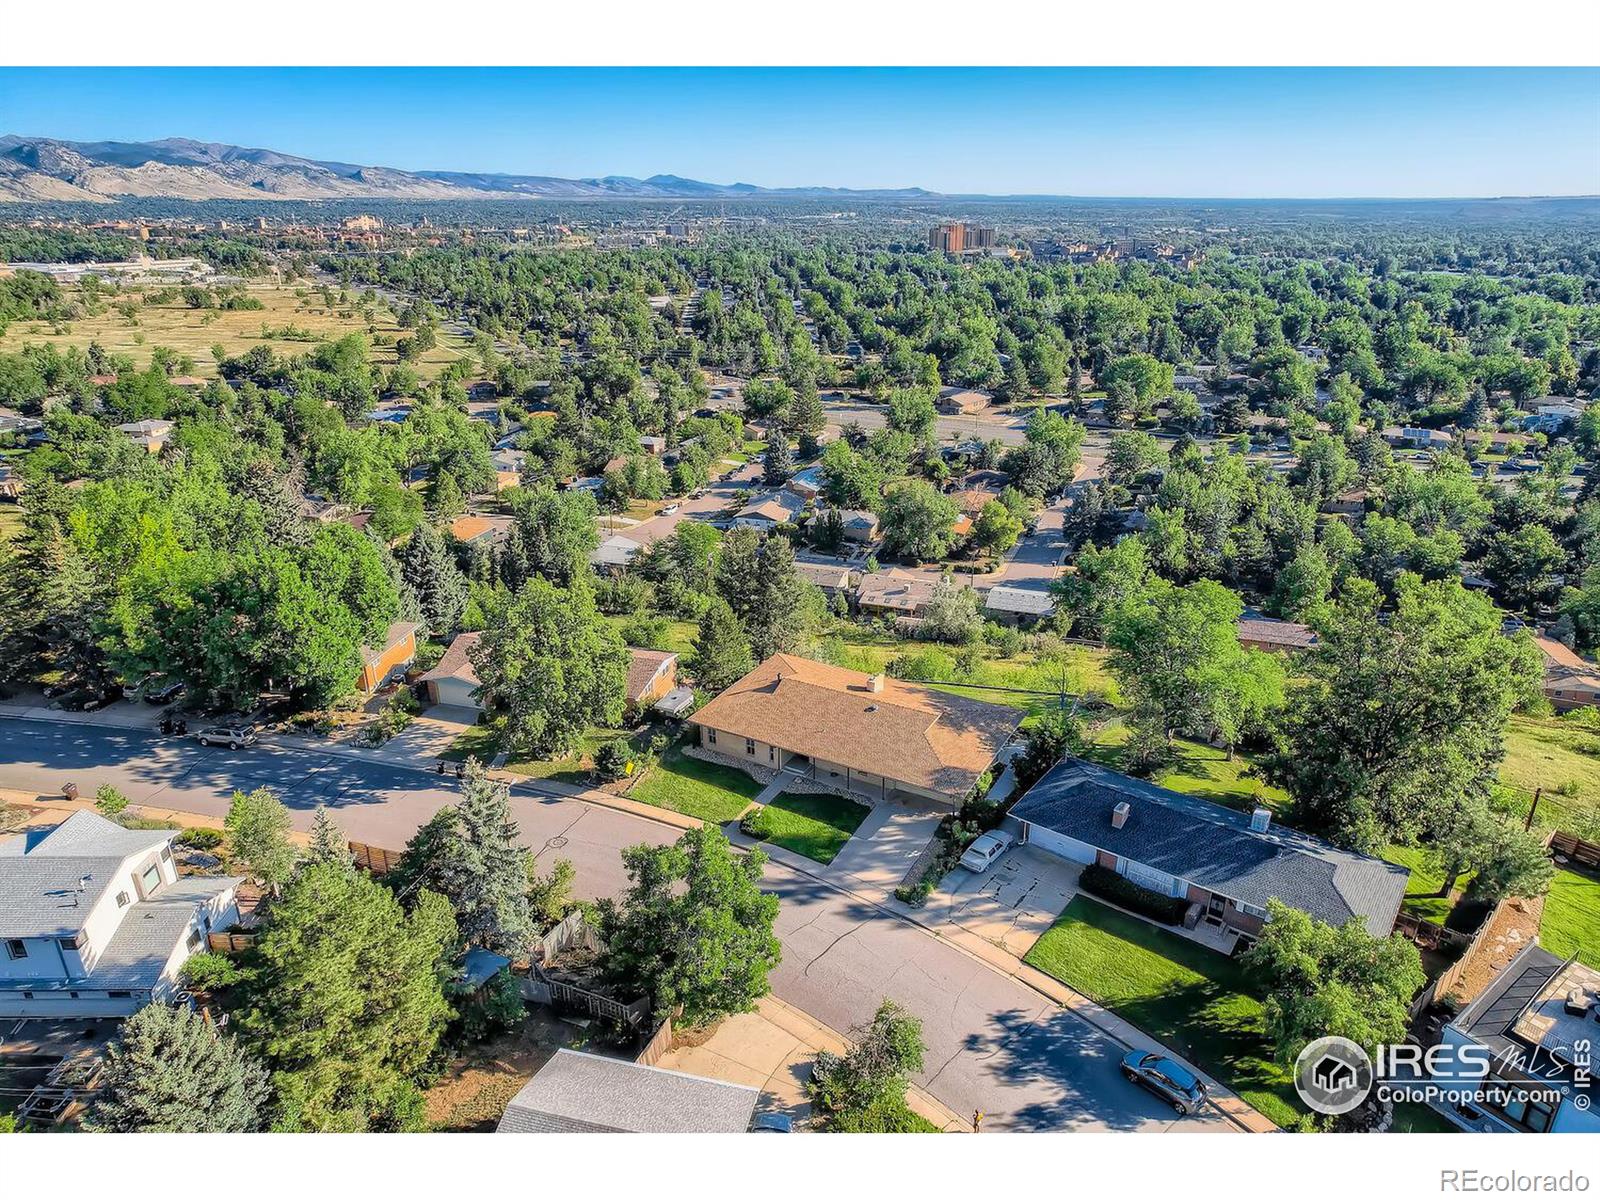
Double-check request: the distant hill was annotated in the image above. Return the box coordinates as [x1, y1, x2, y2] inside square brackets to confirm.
[0, 135, 937, 203]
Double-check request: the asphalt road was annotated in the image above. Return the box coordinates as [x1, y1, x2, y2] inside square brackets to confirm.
[0, 718, 1224, 1132]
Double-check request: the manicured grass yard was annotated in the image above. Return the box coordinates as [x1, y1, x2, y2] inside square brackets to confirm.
[441, 721, 505, 764]
[1023, 896, 1304, 1128]
[1539, 866, 1600, 969]
[627, 742, 761, 823]
[1085, 719, 1289, 813]
[747, 791, 869, 864]
[1382, 843, 1475, 925]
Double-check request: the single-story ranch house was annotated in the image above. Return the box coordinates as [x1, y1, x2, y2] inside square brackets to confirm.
[421, 635, 683, 719]
[1, 811, 241, 1018]
[1009, 759, 1408, 943]
[689, 653, 1022, 807]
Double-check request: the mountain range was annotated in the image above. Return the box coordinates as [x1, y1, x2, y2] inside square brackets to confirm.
[0, 135, 936, 203]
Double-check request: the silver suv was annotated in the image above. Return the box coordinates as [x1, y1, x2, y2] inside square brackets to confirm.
[195, 723, 257, 750]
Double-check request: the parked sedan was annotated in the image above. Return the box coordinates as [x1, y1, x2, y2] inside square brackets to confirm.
[142, 679, 186, 706]
[1120, 1050, 1208, 1116]
[958, 830, 1015, 874]
[195, 723, 258, 750]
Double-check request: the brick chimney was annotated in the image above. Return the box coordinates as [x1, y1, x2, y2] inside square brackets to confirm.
[1111, 801, 1131, 830]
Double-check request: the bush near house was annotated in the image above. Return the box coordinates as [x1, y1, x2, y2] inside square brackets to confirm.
[1078, 863, 1190, 925]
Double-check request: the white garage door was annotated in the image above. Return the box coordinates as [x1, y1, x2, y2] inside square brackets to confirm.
[1122, 859, 1180, 897]
[1025, 825, 1097, 865]
[433, 677, 482, 711]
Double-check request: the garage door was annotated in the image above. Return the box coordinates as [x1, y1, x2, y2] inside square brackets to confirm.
[1025, 825, 1097, 865]
[1122, 859, 1180, 896]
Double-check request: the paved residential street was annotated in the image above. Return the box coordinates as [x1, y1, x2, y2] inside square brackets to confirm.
[0, 717, 1228, 1132]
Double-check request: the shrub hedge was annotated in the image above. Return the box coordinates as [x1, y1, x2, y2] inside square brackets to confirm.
[1079, 862, 1189, 925]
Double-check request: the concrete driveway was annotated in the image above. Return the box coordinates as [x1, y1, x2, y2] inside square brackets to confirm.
[823, 798, 943, 897]
[924, 846, 1082, 957]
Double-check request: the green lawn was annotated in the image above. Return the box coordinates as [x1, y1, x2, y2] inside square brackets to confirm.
[627, 742, 762, 823]
[441, 721, 505, 764]
[499, 726, 647, 787]
[1085, 720, 1289, 813]
[746, 792, 870, 864]
[1539, 867, 1600, 969]
[1382, 843, 1474, 925]
[1023, 896, 1304, 1128]
[605, 614, 700, 657]
[1499, 714, 1600, 836]
[827, 625, 1120, 717]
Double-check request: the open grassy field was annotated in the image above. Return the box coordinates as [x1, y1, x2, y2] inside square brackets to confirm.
[1023, 895, 1303, 1128]
[827, 625, 1119, 718]
[627, 741, 761, 823]
[1498, 714, 1600, 837]
[1539, 866, 1600, 969]
[0, 281, 473, 380]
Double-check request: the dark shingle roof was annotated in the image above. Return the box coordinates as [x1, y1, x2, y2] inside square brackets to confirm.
[1010, 759, 1408, 935]
[497, 1050, 759, 1133]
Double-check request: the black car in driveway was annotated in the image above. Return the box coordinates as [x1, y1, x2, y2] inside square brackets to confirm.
[1121, 1050, 1208, 1116]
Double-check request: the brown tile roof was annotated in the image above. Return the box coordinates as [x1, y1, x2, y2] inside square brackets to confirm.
[419, 631, 482, 686]
[1535, 635, 1591, 673]
[626, 648, 677, 702]
[449, 514, 511, 544]
[690, 653, 1022, 798]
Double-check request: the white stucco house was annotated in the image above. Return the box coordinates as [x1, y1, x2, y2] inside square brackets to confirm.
[0, 811, 241, 1018]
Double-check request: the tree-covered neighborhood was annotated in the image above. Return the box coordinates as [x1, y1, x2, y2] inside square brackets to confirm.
[2, 102, 1598, 1145]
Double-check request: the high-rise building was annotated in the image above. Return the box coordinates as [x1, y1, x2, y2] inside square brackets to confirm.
[928, 222, 966, 253]
[929, 222, 997, 253]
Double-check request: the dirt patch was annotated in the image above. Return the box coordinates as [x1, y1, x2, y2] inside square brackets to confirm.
[424, 1010, 577, 1132]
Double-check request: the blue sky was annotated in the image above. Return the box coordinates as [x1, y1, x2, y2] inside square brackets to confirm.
[2, 67, 1595, 197]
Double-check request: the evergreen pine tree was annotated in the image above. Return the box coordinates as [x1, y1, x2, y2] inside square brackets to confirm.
[763, 436, 795, 486]
[87, 1003, 269, 1132]
[307, 805, 354, 869]
[398, 522, 469, 637]
[691, 596, 756, 692]
[391, 760, 535, 956]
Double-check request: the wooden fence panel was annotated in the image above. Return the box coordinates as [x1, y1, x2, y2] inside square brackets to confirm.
[636, 1013, 675, 1067]
[348, 841, 401, 875]
[207, 931, 257, 953]
[1549, 831, 1600, 870]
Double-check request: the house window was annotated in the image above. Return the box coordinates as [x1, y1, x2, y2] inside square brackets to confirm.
[115, 891, 130, 908]
[140, 862, 161, 894]
[769, 746, 776, 763]
[707, 729, 717, 746]
[5, 939, 26, 960]
[745, 737, 756, 756]
[1490, 1091, 1556, 1133]
[21, 991, 33, 1000]
[107, 990, 132, 999]
[186, 931, 203, 952]
[57, 938, 78, 953]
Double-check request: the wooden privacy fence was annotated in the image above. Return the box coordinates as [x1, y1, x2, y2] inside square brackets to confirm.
[207, 930, 257, 953]
[348, 840, 402, 875]
[635, 1010, 678, 1067]
[1548, 831, 1600, 871]
[1393, 911, 1474, 953]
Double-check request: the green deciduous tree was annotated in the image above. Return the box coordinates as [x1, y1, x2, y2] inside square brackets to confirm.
[598, 824, 781, 1026]
[472, 577, 629, 757]
[1242, 900, 1426, 1061]
[224, 787, 297, 894]
[1265, 576, 1543, 853]
[879, 480, 960, 563]
[809, 999, 927, 1129]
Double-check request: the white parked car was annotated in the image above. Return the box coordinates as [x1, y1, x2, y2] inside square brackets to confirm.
[662, 503, 680, 514]
[958, 830, 1015, 873]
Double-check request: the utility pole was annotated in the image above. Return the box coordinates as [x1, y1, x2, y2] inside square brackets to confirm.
[1524, 786, 1542, 832]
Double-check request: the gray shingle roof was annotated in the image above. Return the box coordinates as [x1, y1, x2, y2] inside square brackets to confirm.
[0, 811, 176, 937]
[497, 1049, 760, 1133]
[1010, 759, 1409, 936]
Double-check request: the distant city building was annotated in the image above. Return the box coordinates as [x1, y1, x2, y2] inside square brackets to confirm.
[928, 222, 998, 254]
